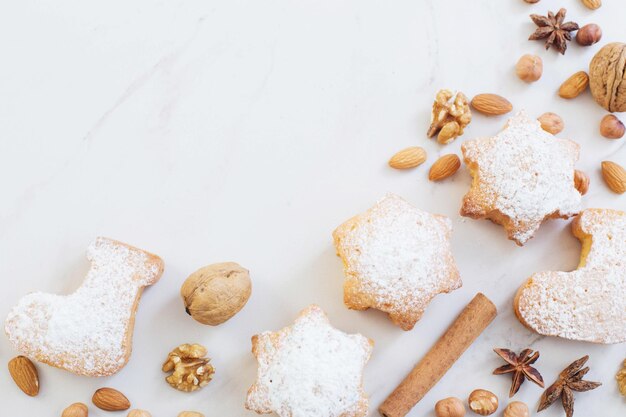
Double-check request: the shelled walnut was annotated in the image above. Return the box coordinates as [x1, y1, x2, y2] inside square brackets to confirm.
[162, 344, 214, 392]
[427, 89, 472, 144]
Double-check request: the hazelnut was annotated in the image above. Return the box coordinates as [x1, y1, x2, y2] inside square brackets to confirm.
[523, 0, 540, 3]
[181, 262, 251, 325]
[62, 403, 88, 417]
[617, 359, 626, 396]
[600, 114, 625, 139]
[537, 112, 564, 134]
[503, 401, 529, 417]
[468, 389, 498, 416]
[515, 54, 543, 83]
[574, 170, 590, 196]
[435, 397, 465, 417]
[127, 411, 152, 417]
[576, 24, 602, 46]
[589, 43, 626, 112]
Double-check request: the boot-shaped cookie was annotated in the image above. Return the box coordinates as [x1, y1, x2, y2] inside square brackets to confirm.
[515, 209, 626, 344]
[5, 237, 164, 376]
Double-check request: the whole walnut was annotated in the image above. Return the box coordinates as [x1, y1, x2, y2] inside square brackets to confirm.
[589, 43, 626, 112]
[181, 262, 251, 325]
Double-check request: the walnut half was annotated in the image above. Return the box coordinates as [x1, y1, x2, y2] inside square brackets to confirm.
[427, 89, 472, 144]
[162, 344, 214, 392]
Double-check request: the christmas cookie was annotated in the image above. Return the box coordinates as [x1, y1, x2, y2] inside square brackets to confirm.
[4, 237, 164, 376]
[333, 194, 461, 330]
[461, 111, 581, 246]
[515, 209, 626, 344]
[245, 305, 373, 417]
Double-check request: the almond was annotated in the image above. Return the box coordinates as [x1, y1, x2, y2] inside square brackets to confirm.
[601, 161, 626, 194]
[389, 146, 427, 169]
[429, 154, 461, 181]
[582, 0, 601, 10]
[470, 94, 513, 116]
[62, 403, 88, 417]
[178, 412, 205, 417]
[574, 170, 590, 195]
[92, 387, 131, 411]
[8, 356, 39, 396]
[558, 71, 589, 99]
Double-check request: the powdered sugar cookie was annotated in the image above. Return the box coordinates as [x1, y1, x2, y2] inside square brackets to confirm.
[333, 194, 461, 331]
[4, 237, 164, 376]
[245, 305, 373, 417]
[461, 111, 582, 246]
[515, 209, 626, 344]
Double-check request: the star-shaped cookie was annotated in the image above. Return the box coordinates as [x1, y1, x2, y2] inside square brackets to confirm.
[245, 305, 373, 417]
[461, 111, 581, 245]
[332, 194, 461, 330]
[515, 209, 626, 344]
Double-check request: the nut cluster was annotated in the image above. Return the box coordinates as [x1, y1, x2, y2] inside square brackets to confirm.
[427, 89, 472, 144]
[162, 344, 215, 392]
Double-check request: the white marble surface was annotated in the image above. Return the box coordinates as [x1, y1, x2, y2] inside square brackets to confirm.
[1, 1, 624, 416]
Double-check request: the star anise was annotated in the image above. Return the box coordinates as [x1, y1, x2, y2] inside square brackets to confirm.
[529, 8, 579, 54]
[538, 355, 602, 417]
[493, 348, 544, 397]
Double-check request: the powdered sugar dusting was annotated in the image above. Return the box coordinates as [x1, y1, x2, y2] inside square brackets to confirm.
[517, 209, 626, 343]
[4, 237, 163, 376]
[462, 111, 581, 245]
[246, 305, 372, 417]
[333, 194, 461, 329]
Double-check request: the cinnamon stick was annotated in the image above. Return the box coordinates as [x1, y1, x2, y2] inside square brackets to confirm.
[379, 293, 497, 417]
